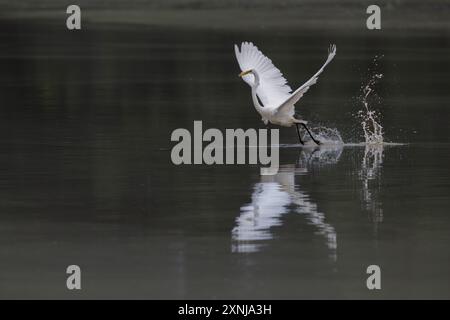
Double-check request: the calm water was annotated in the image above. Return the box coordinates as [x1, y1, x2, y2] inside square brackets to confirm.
[0, 18, 449, 299]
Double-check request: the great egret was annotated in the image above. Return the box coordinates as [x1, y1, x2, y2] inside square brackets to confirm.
[235, 42, 336, 145]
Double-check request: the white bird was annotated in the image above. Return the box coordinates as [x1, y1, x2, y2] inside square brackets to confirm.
[235, 42, 336, 145]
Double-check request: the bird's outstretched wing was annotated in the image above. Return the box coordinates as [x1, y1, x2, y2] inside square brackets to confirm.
[274, 44, 336, 117]
[235, 42, 292, 107]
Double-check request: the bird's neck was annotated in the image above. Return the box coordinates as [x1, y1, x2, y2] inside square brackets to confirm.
[251, 87, 263, 113]
[250, 71, 264, 114]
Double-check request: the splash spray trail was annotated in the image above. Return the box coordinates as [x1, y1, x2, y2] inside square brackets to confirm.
[357, 72, 384, 144]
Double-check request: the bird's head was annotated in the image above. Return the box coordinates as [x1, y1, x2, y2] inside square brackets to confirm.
[238, 69, 259, 87]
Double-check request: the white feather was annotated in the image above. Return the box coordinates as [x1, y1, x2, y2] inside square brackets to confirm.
[234, 42, 292, 107]
[274, 44, 336, 117]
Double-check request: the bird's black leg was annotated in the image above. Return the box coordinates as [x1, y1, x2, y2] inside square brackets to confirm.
[301, 123, 321, 145]
[295, 124, 304, 145]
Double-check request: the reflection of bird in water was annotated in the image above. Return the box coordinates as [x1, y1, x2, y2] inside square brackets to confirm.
[359, 144, 384, 227]
[232, 146, 342, 261]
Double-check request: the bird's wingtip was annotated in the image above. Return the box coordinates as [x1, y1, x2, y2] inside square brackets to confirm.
[234, 44, 241, 57]
[328, 44, 337, 57]
[241, 41, 255, 48]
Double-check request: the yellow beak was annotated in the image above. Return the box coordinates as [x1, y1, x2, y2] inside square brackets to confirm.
[238, 69, 252, 77]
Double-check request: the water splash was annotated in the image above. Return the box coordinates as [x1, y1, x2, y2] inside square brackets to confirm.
[356, 72, 384, 144]
[302, 126, 343, 145]
[298, 144, 343, 167]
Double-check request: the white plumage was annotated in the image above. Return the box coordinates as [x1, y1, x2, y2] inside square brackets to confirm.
[234, 42, 292, 108]
[235, 42, 336, 145]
